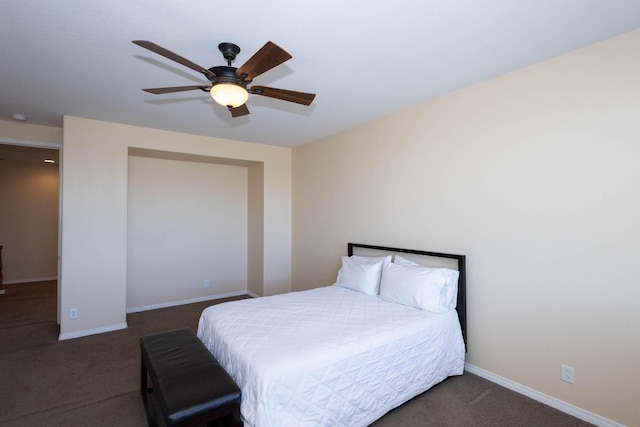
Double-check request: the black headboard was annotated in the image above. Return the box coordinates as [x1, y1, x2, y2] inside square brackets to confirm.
[348, 243, 467, 348]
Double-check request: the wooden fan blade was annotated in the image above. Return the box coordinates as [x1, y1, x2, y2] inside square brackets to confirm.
[230, 104, 250, 117]
[236, 41, 292, 81]
[132, 40, 216, 80]
[142, 85, 209, 94]
[250, 86, 315, 106]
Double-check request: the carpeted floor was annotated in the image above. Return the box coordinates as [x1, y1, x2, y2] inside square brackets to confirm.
[0, 281, 592, 426]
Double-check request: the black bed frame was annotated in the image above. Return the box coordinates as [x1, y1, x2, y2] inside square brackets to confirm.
[348, 243, 467, 347]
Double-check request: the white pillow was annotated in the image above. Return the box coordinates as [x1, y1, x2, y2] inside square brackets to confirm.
[394, 255, 460, 309]
[379, 261, 450, 313]
[393, 255, 421, 268]
[335, 256, 384, 296]
[350, 255, 392, 264]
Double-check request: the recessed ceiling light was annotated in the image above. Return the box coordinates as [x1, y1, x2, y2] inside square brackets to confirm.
[11, 113, 27, 121]
[44, 159, 56, 164]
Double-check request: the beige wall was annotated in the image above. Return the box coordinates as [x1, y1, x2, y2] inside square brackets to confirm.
[292, 30, 640, 426]
[0, 120, 63, 145]
[60, 116, 292, 339]
[0, 155, 59, 282]
[247, 162, 265, 296]
[127, 156, 248, 310]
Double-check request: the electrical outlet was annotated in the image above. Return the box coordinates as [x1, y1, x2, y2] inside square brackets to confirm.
[204, 279, 210, 288]
[69, 308, 78, 319]
[561, 364, 574, 384]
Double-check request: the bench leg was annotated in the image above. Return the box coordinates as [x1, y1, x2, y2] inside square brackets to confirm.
[140, 354, 158, 427]
[204, 408, 242, 427]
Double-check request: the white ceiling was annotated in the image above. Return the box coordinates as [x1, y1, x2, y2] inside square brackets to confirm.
[2, 1, 639, 148]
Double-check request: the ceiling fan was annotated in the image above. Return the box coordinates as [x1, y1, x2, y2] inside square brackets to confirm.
[132, 40, 316, 117]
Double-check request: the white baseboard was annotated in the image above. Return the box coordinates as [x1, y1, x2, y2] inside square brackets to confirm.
[4, 276, 57, 284]
[464, 363, 624, 427]
[246, 290, 260, 298]
[59, 292, 251, 340]
[126, 290, 249, 314]
[59, 322, 128, 341]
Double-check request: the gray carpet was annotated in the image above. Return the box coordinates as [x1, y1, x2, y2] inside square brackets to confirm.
[0, 281, 592, 426]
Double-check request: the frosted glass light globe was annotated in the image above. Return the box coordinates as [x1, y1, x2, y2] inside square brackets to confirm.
[210, 84, 249, 108]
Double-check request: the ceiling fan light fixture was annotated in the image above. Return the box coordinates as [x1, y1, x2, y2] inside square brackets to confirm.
[210, 83, 249, 108]
[133, 40, 314, 118]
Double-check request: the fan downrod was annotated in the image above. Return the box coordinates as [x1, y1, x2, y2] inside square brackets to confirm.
[218, 42, 241, 66]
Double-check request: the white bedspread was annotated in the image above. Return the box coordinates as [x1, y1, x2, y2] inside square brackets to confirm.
[197, 285, 465, 427]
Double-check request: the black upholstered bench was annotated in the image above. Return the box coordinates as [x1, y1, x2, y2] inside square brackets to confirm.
[139, 328, 241, 427]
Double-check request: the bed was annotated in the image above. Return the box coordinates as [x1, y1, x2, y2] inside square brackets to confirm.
[197, 243, 467, 427]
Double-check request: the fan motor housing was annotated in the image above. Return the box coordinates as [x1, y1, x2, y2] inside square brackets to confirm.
[209, 66, 247, 88]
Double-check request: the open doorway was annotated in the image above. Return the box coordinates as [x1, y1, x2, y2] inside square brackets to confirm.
[0, 143, 60, 331]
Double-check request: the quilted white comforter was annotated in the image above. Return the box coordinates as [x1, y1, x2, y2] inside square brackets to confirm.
[197, 285, 465, 427]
